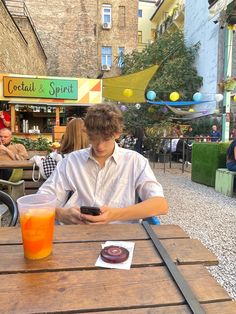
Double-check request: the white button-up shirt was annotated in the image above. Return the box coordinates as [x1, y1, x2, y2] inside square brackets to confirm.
[38, 143, 164, 223]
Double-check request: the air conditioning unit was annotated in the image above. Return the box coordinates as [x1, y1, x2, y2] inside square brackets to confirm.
[101, 64, 111, 71]
[102, 22, 111, 29]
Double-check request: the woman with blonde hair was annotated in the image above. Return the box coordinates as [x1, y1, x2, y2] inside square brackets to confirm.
[40, 118, 88, 179]
[60, 118, 88, 155]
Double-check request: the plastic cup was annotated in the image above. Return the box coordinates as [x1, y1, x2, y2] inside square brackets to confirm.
[17, 194, 57, 260]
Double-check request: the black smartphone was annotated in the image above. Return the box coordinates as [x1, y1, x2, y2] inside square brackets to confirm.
[80, 206, 101, 216]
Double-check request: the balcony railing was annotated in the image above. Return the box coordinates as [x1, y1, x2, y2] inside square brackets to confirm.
[3, 0, 45, 54]
[156, 3, 185, 38]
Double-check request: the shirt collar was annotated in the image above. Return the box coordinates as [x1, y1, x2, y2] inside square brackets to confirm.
[86, 142, 120, 164]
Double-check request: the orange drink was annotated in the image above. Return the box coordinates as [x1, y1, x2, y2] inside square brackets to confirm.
[17, 194, 57, 260]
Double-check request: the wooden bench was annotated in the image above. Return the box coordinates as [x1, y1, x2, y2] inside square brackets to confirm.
[22, 167, 45, 195]
[215, 168, 236, 197]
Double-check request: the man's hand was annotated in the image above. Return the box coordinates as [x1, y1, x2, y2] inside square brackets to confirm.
[0, 144, 7, 152]
[0, 111, 4, 119]
[80, 206, 113, 224]
[56, 206, 86, 225]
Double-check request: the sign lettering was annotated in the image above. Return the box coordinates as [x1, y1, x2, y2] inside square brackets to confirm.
[3, 77, 78, 100]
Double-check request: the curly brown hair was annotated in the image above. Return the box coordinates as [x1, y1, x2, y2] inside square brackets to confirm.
[84, 104, 123, 139]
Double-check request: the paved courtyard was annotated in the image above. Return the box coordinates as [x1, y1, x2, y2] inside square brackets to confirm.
[152, 162, 236, 301]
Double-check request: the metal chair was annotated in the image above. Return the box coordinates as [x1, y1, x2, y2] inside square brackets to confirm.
[0, 179, 25, 201]
[143, 216, 160, 225]
[0, 190, 19, 226]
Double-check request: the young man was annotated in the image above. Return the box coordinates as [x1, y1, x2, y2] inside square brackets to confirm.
[38, 104, 168, 224]
[0, 128, 28, 180]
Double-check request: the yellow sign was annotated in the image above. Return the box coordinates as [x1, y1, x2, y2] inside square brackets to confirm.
[0, 73, 102, 104]
[3, 77, 78, 99]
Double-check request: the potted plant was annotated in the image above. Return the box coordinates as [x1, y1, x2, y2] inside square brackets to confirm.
[12, 137, 51, 158]
[144, 121, 172, 162]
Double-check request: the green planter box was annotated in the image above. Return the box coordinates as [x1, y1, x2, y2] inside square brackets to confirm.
[191, 142, 229, 187]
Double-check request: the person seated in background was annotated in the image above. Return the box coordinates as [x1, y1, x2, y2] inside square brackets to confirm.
[210, 125, 221, 142]
[226, 139, 236, 171]
[38, 103, 168, 224]
[43, 118, 89, 179]
[0, 103, 11, 130]
[0, 128, 28, 180]
[184, 125, 193, 137]
[230, 126, 236, 139]
[119, 132, 136, 150]
[175, 136, 192, 163]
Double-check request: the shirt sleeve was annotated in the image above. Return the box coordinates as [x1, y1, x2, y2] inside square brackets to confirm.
[4, 112, 11, 122]
[136, 157, 164, 200]
[16, 144, 29, 160]
[37, 158, 72, 207]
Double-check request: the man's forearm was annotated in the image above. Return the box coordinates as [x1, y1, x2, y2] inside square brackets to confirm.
[1, 117, 10, 127]
[111, 196, 168, 221]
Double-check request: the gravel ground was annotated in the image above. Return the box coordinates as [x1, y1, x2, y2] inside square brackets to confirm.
[152, 162, 236, 301]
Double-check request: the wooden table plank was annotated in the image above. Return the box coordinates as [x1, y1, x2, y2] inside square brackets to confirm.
[0, 224, 189, 245]
[86, 302, 236, 314]
[0, 238, 218, 273]
[0, 160, 34, 168]
[0, 265, 231, 314]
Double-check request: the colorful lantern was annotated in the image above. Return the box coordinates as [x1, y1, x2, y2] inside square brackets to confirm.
[215, 94, 224, 102]
[169, 92, 180, 101]
[193, 92, 202, 102]
[146, 90, 156, 100]
[233, 95, 236, 102]
[120, 105, 127, 112]
[188, 108, 195, 112]
[123, 89, 133, 97]
[161, 107, 168, 113]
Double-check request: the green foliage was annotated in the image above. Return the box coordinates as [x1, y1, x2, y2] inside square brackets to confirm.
[12, 137, 52, 151]
[190, 116, 220, 136]
[122, 31, 203, 101]
[144, 121, 173, 154]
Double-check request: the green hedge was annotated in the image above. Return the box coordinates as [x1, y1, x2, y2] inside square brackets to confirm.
[191, 142, 229, 187]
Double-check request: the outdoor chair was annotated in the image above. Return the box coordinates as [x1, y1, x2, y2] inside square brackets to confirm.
[0, 190, 19, 226]
[0, 179, 25, 201]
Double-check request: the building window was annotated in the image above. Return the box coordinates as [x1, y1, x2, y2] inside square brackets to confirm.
[117, 47, 124, 68]
[138, 9, 142, 17]
[119, 6, 125, 27]
[138, 31, 142, 43]
[102, 46, 112, 66]
[102, 4, 112, 24]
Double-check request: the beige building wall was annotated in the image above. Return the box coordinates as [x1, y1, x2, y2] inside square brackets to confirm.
[0, 0, 47, 74]
[25, 0, 138, 78]
[25, 0, 99, 78]
[97, 0, 138, 77]
[138, 0, 157, 52]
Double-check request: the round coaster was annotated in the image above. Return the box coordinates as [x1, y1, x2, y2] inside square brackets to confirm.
[100, 245, 129, 264]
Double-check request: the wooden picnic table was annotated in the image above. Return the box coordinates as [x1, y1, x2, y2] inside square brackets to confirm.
[0, 224, 235, 314]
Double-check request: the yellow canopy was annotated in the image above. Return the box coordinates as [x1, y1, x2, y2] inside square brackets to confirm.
[102, 65, 159, 103]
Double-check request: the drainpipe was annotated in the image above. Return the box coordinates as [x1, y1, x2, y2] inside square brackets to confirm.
[222, 26, 233, 142]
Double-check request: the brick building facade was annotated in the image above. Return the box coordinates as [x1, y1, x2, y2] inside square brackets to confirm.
[0, 0, 47, 74]
[24, 0, 138, 78]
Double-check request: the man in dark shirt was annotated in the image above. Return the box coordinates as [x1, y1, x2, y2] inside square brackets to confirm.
[210, 125, 221, 142]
